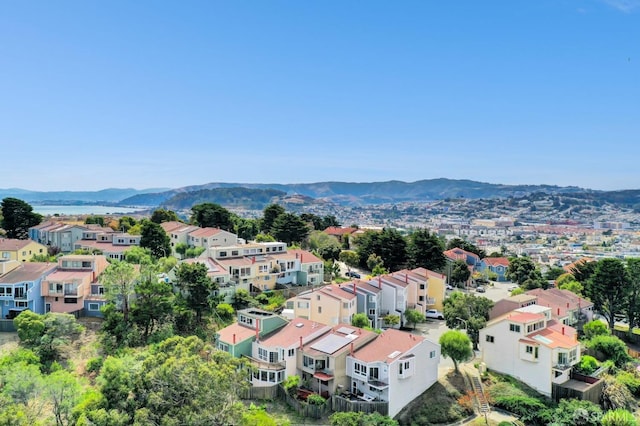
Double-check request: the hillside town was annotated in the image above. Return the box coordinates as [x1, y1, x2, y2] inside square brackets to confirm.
[1, 196, 640, 425]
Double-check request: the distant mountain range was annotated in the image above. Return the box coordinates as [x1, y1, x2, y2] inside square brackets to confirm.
[3, 179, 640, 210]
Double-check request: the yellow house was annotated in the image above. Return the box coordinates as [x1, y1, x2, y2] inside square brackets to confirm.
[287, 285, 357, 325]
[0, 238, 48, 262]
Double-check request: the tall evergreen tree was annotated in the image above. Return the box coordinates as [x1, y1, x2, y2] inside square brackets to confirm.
[140, 220, 171, 259]
[0, 197, 43, 239]
[407, 229, 446, 271]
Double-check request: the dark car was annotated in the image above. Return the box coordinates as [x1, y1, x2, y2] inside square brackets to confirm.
[346, 271, 361, 278]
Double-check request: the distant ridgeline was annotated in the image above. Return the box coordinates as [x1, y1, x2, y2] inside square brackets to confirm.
[5, 179, 640, 211]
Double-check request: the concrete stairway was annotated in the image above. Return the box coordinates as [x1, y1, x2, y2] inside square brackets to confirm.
[468, 372, 490, 414]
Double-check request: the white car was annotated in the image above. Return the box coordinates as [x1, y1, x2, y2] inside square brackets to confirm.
[425, 309, 445, 320]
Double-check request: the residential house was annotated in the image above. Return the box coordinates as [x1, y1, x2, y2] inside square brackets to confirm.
[187, 227, 238, 250]
[249, 318, 332, 387]
[490, 288, 594, 326]
[29, 222, 88, 253]
[346, 328, 440, 417]
[74, 232, 141, 261]
[444, 247, 481, 269]
[286, 284, 357, 326]
[526, 288, 594, 326]
[337, 280, 385, 329]
[0, 238, 48, 262]
[479, 305, 581, 397]
[393, 268, 446, 313]
[324, 227, 358, 248]
[477, 257, 510, 282]
[41, 254, 110, 314]
[299, 324, 378, 397]
[272, 249, 324, 287]
[160, 221, 200, 257]
[215, 308, 289, 358]
[0, 261, 56, 319]
[366, 275, 412, 328]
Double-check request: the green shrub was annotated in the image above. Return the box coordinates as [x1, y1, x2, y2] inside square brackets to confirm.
[306, 393, 326, 406]
[576, 355, 599, 375]
[85, 356, 104, 373]
[601, 408, 637, 426]
[587, 335, 631, 367]
[616, 371, 640, 396]
[492, 396, 551, 425]
[583, 320, 610, 339]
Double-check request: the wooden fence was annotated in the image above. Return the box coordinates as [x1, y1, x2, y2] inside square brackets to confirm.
[279, 386, 331, 419]
[239, 384, 279, 400]
[331, 394, 389, 416]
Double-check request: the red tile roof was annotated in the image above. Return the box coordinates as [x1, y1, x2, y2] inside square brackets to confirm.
[0, 238, 34, 251]
[483, 257, 510, 267]
[352, 329, 425, 363]
[217, 323, 257, 345]
[528, 327, 578, 349]
[188, 227, 224, 238]
[324, 227, 358, 236]
[260, 318, 331, 348]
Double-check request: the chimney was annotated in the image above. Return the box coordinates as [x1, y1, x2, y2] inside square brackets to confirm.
[378, 276, 381, 286]
[233, 333, 236, 344]
[350, 342, 354, 355]
[353, 280, 357, 295]
[405, 274, 408, 284]
[255, 318, 260, 342]
[566, 302, 569, 308]
[299, 336, 303, 349]
[557, 308, 560, 315]
[562, 327, 565, 335]
[300, 252, 303, 263]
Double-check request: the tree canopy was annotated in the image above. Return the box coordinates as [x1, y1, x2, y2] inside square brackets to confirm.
[190, 203, 234, 231]
[439, 330, 472, 373]
[0, 198, 43, 239]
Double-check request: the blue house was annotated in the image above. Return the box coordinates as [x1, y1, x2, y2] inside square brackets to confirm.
[0, 261, 56, 319]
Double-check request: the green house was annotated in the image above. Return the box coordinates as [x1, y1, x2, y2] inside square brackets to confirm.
[215, 308, 289, 358]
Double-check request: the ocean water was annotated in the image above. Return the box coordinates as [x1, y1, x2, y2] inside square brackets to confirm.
[33, 205, 148, 216]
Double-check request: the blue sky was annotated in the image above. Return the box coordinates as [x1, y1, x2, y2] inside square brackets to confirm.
[1, 0, 639, 191]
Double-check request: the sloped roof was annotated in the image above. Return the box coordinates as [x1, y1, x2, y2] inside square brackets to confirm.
[352, 329, 426, 363]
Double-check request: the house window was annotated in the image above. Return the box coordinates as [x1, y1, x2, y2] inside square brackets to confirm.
[217, 342, 229, 352]
[398, 359, 414, 378]
[430, 350, 436, 358]
[288, 348, 295, 357]
[509, 324, 521, 333]
[369, 309, 376, 316]
[219, 251, 227, 257]
[343, 302, 348, 309]
[258, 348, 268, 361]
[369, 367, 379, 380]
[6, 287, 12, 295]
[15, 301, 28, 308]
[420, 284, 425, 290]
[486, 335, 495, 343]
[569, 348, 577, 363]
[88, 303, 100, 311]
[318, 306, 322, 314]
[526, 345, 533, 354]
[64, 298, 77, 304]
[558, 353, 568, 365]
[419, 296, 424, 302]
[354, 362, 367, 376]
[316, 295, 320, 301]
[232, 250, 239, 256]
[535, 347, 539, 359]
[0, 288, 4, 295]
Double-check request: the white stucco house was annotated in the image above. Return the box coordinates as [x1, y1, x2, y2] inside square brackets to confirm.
[479, 304, 581, 397]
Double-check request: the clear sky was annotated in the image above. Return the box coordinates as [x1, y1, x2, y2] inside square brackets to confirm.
[1, 0, 639, 192]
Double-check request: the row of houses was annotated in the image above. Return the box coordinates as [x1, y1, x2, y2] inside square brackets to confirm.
[215, 308, 440, 418]
[284, 268, 446, 329]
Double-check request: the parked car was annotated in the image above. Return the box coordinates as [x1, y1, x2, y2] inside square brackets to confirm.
[425, 309, 445, 320]
[476, 286, 486, 293]
[446, 284, 454, 290]
[345, 271, 361, 278]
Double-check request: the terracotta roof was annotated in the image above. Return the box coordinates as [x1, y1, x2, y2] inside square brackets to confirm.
[0, 262, 56, 283]
[74, 240, 130, 253]
[483, 257, 510, 267]
[217, 323, 257, 345]
[444, 248, 480, 261]
[525, 288, 593, 318]
[259, 318, 331, 348]
[318, 285, 356, 301]
[160, 221, 187, 233]
[0, 238, 34, 251]
[352, 329, 425, 363]
[188, 227, 224, 238]
[272, 249, 323, 264]
[45, 270, 93, 282]
[505, 312, 546, 324]
[528, 327, 578, 349]
[563, 257, 595, 273]
[324, 227, 357, 236]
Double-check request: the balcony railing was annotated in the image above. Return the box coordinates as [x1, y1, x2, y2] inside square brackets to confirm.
[553, 363, 572, 371]
[245, 355, 286, 370]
